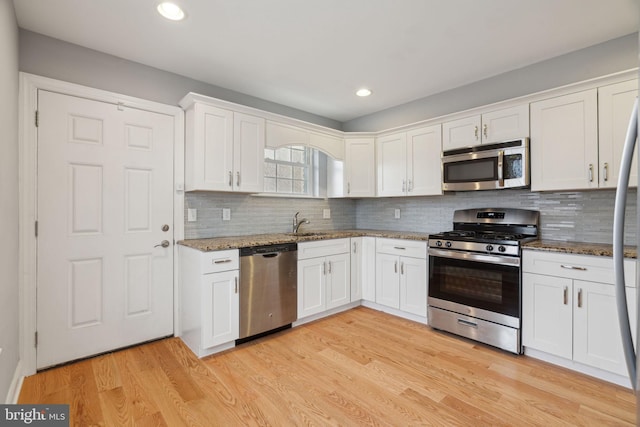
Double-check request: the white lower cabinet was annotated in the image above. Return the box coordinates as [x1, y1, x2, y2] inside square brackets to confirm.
[179, 246, 240, 358]
[350, 237, 376, 302]
[297, 239, 351, 320]
[522, 250, 636, 377]
[375, 238, 427, 317]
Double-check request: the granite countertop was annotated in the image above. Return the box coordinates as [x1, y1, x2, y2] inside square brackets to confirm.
[178, 229, 431, 252]
[179, 230, 639, 259]
[523, 239, 637, 259]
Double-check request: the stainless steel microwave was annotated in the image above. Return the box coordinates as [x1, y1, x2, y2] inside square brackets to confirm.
[441, 138, 530, 191]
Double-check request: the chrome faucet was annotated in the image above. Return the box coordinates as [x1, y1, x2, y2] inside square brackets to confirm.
[293, 211, 310, 234]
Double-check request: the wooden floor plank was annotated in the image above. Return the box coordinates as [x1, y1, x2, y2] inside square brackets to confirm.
[18, 306, 636, 426]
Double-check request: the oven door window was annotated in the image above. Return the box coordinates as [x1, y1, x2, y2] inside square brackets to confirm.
[429, 256, 520, 317]
[443, 157, 498, 183]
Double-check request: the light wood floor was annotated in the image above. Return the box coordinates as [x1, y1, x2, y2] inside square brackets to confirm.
[19, 307, 636, 426]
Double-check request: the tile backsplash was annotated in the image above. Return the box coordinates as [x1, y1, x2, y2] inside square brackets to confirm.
[184, 192, 356, 239]
[185, 188, 637, 245]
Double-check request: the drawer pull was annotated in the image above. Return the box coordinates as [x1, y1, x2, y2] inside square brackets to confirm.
[457, 318, 478, 328]
[394, 246, 406, 250]
[563, 286, 568, 305]
[560, 264, 587, 271]
[213, 259, 233, 264]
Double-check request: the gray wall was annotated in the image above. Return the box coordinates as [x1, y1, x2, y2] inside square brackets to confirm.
[343, 33, 639, 132]
[1, 1, 20, 402]
[18, 30, 342, 130]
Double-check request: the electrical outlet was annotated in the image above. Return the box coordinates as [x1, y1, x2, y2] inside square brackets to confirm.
[187, 208, 197, 222]
[222, 208, 231, 221]
[323, 208, 331, 219]
[394, 208, 401, 219]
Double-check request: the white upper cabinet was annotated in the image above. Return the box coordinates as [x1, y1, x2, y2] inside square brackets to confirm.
[442, 104, 529, 151]
[377, 132, 406, 197]
[344, 137, 376, 197]
[598, 79, 639, 189]
[377, 124, 442, 197]
[234, 112, 266, 193]
[530, 89, 599, 191]
[184, 102, 264, 192]
[406, 125, 442, 196]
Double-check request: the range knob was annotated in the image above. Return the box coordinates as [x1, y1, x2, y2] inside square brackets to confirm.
[486, 244, 494, 252]
[445, 241, 452, 248]
[498, 246, 506, 253]
[435, 241, 442, 247]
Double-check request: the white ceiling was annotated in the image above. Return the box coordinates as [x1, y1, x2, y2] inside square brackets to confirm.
[13, 0, 640, 122]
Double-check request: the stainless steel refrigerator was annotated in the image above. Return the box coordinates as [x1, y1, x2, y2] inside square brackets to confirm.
[613, 62, 640, 420]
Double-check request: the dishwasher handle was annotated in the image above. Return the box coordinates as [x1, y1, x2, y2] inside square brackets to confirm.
[262, 252, 280, 258]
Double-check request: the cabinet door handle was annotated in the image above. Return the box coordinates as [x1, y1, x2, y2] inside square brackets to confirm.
[328, 261, 332, 274]
[394, 261, 398, 273]
[402, 180, 406, 193]
[408, 180, 413, 192]
[577, 288, 583, 308]
[353, 242, 357, 254]
[474, 126, 479, 140]
[563, 286, 568, 305]
[561, 264, 587, 271]
[214, 259, 232, 264]
[483, 123, 488, 138]
[347, 182, 351, 194]
[234, 277, 238, 294]
[588, 164, 594, 182]
[400, 262, 404, 275]
[236, 171, 241, 187]
[228, 171, 233, 187]
[323, 262, 326, 275]
[603, 163, 609, 182]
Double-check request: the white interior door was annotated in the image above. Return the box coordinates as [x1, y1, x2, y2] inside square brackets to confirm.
[36, 90, 175, 369]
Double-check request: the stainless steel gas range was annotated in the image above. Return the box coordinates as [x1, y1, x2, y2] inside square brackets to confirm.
[427, 208, 539, 354]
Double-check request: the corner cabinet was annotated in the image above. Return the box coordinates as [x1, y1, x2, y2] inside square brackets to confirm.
[344, 138, 376, 197]
[179, 246, 240, 358]
[442, 104, 529, 151]
[297, 239, 351, 320]
[183, 101, 265, 192]
[376, 124, 442, 197]
[522, 250, 637, 378]
[350, 237, 376, 302]
[375, 238, 427, 317]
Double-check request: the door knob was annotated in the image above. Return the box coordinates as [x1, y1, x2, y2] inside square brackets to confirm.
[162, 224, 170, 232]
[155, 240, 170, 248]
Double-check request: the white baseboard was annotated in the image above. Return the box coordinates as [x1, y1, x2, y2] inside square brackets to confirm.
[524, 347, 632, 389]
[5, 360, 24, 404]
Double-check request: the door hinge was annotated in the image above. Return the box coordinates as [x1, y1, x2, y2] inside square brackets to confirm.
[35, 110, 39, 127]
[35, 221, 38, 237]
[35, 331, 38, 348]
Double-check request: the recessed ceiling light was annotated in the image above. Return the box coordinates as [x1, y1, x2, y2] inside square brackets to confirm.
[157, 2, 185, 21]
[356, 88, 372, 97]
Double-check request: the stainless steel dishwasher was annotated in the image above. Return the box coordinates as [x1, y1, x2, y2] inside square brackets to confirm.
[238, 243, 297, 340]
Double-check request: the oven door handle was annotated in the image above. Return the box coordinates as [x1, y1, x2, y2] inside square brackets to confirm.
[428, 248, 520, 267]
